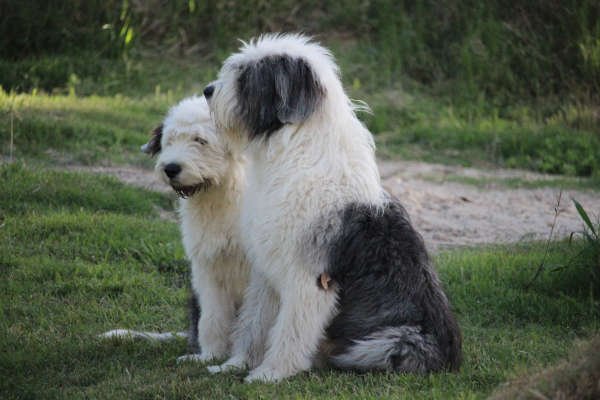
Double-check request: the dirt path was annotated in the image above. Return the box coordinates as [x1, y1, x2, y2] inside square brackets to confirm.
[379, 161, 599, 251]
[71, 161, 600, 252]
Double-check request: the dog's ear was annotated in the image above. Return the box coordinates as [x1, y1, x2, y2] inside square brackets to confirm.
[237, 55, 323, 139]
[141, 124, 163, 156]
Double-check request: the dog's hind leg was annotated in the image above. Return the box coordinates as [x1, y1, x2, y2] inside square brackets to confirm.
[245, 271, 338, 383]
[208, 269, 279, 374]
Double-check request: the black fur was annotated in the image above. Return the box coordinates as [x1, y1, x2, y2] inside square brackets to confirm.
[187, 291, 200, 353]
[236, 55, 324, 139]
[325, 199, 462, 372]
[142, 124, 163, 156]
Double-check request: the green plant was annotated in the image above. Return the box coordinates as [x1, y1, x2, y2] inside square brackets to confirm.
[572, 199, 600, 285]
[526, 196, 600, 291]
[2, 1, 600, 101]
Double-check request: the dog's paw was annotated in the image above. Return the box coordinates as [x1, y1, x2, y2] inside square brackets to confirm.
[177, 351, 221, 364]
[207, 356, 247, 374]
[206, 364, 223, 374]
[244, 366, 288, 383]
[176, 354, 204, 364]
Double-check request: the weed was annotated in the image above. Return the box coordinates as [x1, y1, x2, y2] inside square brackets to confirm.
[524, 195, 600, 296]
[570, 199, 600, 286]
[527, 191, 563, 289]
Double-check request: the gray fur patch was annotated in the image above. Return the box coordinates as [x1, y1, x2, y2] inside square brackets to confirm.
[330, 326, 443, 372]
[324, 199, 462, 373]
[141, 124, 163, 155]
[236, 55, 324, 139]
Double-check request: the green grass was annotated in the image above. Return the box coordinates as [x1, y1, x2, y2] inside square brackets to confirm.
[1, 89, 173, 166]
[1, 164, 598, 399]
[2, 57, 600, 184]
[362, 89, 600, 178]
[419, 173, 600, 192]
[3, 1, 599, 98]
[3, 2, 600, 180]
[2, 22, 600, 180]
[488, 335, 600, 399]
[0, 162, 173, 215]
[2, 3, 599, 396]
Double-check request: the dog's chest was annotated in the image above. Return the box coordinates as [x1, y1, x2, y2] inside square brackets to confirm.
[179, 198, 236, 260]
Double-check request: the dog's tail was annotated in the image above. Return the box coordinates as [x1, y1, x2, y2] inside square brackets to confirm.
[330, 284, 462, 373]
[98, 329, 188, 341]
[99, 292, 201, 352]
[329, 326, 445, 373]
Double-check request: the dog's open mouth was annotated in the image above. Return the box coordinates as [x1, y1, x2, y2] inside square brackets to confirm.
[172, 181, 213, 198]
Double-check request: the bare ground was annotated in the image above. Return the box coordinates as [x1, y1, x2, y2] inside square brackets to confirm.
[69, 161, 600, 252]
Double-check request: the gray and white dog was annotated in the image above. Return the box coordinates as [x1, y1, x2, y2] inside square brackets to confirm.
[102, 96, 250, 362]
[144, 95, 249, 362]
[205, 34, 462, 382]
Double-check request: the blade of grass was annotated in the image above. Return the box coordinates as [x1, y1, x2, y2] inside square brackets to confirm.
[572, 199, 597, 238]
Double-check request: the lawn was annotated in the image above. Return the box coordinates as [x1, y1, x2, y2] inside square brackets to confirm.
[2, 3, 600, 395]
[1, 164, 598, 399]
[2, 53, 600, 184]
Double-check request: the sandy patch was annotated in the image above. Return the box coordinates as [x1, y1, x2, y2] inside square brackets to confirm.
[70, 161, 600, 252]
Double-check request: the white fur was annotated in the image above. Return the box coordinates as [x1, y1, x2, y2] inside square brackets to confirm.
[156, 96, 250, 362]
[98, 329, 187, 341]
[207, 34, 384, 382]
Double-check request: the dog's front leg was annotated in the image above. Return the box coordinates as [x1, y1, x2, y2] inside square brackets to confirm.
[208, 269, 279, 374]
[245, 274, 338, 383]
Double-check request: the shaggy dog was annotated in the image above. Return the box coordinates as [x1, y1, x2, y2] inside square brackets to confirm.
[139, 95, 249, 361]
[205, 34, 462, 382]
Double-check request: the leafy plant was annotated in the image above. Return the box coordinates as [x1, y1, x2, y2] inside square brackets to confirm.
[527, 196, 600, 291]
[573, 199, 598, 240]
[572, 199, 600, 284]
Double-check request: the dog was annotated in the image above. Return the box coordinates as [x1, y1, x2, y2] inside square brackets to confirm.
[138, 95, 249, 362]
[204, 34, 462, 382]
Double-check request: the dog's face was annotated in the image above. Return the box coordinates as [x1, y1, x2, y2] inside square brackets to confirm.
[142, 96, 231, 198]
[205, 34, 338, 143]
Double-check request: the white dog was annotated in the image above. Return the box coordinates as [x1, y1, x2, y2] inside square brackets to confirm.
[205, 34, 462, 382]
[139, 95, 249, 362]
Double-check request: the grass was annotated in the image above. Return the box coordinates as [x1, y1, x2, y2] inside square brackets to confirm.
[1, 89, 172, 166]
[489, 335, 600, 399]
[363, 89, 600, 178]
[2, 56, 600, 185]
[2, 2, 599, 181]
[2, 3, 599, 397]
[4, 1, 599, 97]
[419, 173, 600, 192]
[1, 164, 598, 398]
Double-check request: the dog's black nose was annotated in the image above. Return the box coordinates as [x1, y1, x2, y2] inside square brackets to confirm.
[164, 163, 182, 179]
[203, 84, 215, 98]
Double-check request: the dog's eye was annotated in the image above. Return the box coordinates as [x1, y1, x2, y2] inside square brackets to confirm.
[194, 137, 208, 145]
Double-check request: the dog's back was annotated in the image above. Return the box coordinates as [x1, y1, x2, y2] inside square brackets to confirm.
[325, 200, 462, 372]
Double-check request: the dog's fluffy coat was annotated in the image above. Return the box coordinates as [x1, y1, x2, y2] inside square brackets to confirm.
[206, 34, 462, 382]
[143, 95, 249, 361]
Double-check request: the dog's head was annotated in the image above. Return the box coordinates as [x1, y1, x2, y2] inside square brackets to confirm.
[205, 34, 347, 143]
[141, 95, 232, 198]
